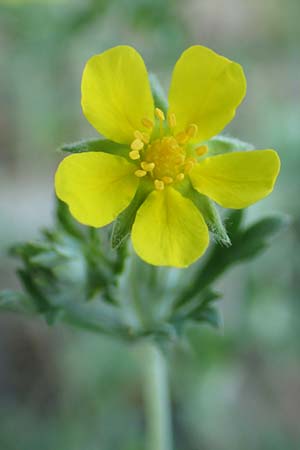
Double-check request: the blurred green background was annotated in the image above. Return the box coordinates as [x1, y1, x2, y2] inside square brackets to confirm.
[0, 0, 299, 449]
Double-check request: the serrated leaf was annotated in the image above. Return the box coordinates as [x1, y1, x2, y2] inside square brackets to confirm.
[56, 197, 83, 239]
[233, 213, 290, 262]
[193, 306, 221, 328]
[59, 138, 129, 158]
[206, 135, 254, 156]
[111, 185, 150, 249]
[174, 212, 289, 310]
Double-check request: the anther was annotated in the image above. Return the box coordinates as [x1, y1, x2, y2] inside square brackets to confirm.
[129, 150, 140, 160]
[176, 173, 185, 182]
[141, 161, 155, 172]
[134, 130, 143, 140]
[195, 145, 208, 156]
[131, 139, 144, 151]
[168, 112, 177, 128]
[141, 132, 150, 144]
[175, 131, 189, 145]
[154, 179, 165, 191]
[135, 169, 147, 177]
[184, 157, 197, 173]
[186, 123, 198, 138]
[175, 155, 185, 164]
[162, 176, 173, 185]
[155, 107, 165, 121]
[142, 118, 154, 129]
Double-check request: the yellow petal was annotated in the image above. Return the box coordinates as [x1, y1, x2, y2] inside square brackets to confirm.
[131, 187, 209, 268]
[168, 45, 246, 142]
[55, 152, 139, 227]
[81, 46, 154, 144]
[189, 150, 280, 209]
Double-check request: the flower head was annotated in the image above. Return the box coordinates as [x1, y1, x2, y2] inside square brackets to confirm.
[55, 45, 280, 268]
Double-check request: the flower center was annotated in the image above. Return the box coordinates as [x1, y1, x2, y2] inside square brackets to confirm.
[129, 108, 208, 191]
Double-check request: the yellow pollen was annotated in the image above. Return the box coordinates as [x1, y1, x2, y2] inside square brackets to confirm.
[195, 145, 208, 156]
[175, 131, 189, 145]
[131, 139, 144, 151]
[167, 112, 177, 128]
[129, 150, 140, 160]
[141, 132, 150, 144]
[155, 107, 165, 121]
[144, 136, 186, 182]
[176, 173, 185, 181]
[175, 155, 185, 164]
[184, 157, 197, 173]
[134, 130, 150, 144]
[162, 176, 173, 185]
[135, 169, 147, 178]
[133, 130, 143, 140]
[141, 161, 155, 172]
[154, 179, 165, 191]
[186, 123, 198, 138]
[142, 118, 154, 129]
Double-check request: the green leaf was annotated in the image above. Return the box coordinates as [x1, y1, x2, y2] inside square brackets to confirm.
[206, 135, 254, 156]
[233, 213, 290, 262]
[188, 188, 231, 246]
[56, 197, 84, 239]
[149, 73, 168, 114]
[0, 290, 35, 314]
[192, 306, 221, 328]
[59, 138, 129, 158]
[111, 185, 150, 249]
[174, 212, 289, 310]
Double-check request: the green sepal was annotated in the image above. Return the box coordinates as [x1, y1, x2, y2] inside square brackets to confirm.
[187, 187, 231, 246]
[111, 184, 151, 249]
[59, 138, 129, 158]
[149, 73, 168, 114]
[205, 135, 254, 156]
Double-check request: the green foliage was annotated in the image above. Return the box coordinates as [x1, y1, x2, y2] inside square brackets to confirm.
[0, 194, 288, 344]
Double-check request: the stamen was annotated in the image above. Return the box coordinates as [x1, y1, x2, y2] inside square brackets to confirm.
[141, 132, 150, 144]
[175, 155, 185, 164]
[141, 161, 155, 172]
[195, 145, 208, 156]
[135, 169, 147, 177]
[134, 130, 143, 140]
[186, 123, 198, 138]
[155, 107, 165, 121]
[154, 179, 165, 191]
[176, 173, 185, 181]
[131, 139, 144, 151]
[129, 150, 140, 160]
[142, 118, 154, 129]
[184, 157, 197, 173]
[167, 112, 177, 128]
[162, 176, 173, 185]
[175, 131, 189, 145]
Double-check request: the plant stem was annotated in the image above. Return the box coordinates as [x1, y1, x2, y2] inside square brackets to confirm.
[142, 343, 173, 450]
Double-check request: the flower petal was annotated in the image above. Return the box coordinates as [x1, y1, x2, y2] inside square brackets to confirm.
[168, 45, 246, 142]
[189, 150, 280, 209]
[131, 187, 209, 267]
[55, 152, 139, 227]
[81, 46, 154, 145]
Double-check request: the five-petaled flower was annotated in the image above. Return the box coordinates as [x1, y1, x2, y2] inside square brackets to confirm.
[55, 45, 280, 268]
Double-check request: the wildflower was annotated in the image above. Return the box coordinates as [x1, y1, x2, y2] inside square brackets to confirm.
[55, 45, 280, 267]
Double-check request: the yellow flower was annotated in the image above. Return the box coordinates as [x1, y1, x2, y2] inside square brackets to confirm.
[55, 45, 280, 268]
